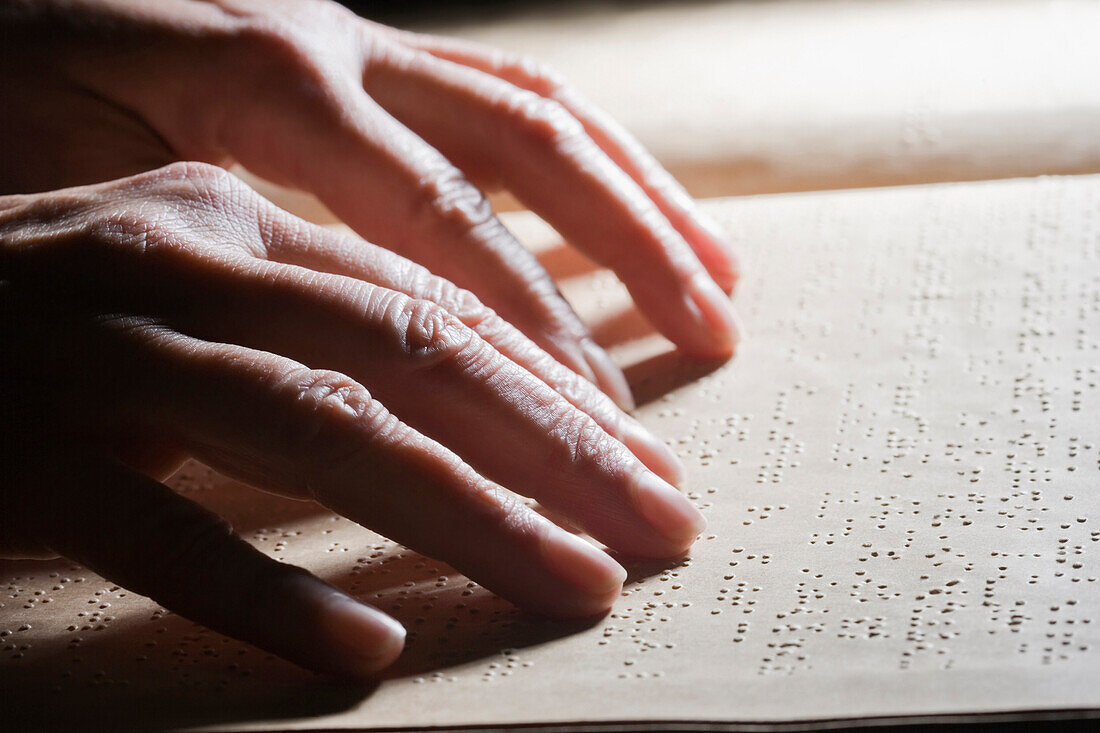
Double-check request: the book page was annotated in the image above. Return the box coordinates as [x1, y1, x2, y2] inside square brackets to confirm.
[399, 0, 1100, 197]
[3, 175, 1099, 730]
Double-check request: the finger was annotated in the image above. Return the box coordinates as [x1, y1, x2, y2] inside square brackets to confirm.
[148, 256, 704, 557]
[104, 326, 627, 616]
[362, 43, 741, 358]
[0, 193, 30, 212]
[393, 31, 741, 293]
[28, 453, 405, 678]
[220, 69, 634, 408]
[259, 219, 684, 485]
[109, 431, 188, 481]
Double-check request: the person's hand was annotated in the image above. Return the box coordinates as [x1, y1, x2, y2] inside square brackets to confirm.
[1, 0, 741, 407]
[1, 163, 707, 676]
[0, 0, 738, 677]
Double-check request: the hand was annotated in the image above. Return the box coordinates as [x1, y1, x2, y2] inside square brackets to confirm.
[0, 0, 737, 676]
[0, 163, 706, 676]
[1, 0, 741, 404]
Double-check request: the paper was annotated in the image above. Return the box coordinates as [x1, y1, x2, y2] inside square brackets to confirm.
[3, 175, 1099, 730]
[395, 0, 1100, 198]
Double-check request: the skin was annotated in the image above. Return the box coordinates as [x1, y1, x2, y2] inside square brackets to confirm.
[0, 0, 740, 677]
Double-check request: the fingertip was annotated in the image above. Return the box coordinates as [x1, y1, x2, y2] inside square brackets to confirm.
[689, 271, 739, 347]
[630, 470, 707, 555]
[721, 269, 741, 298]
[680, 272, 744, 359]
[539, 527, 626, 615]
[321, 595, 406, 677]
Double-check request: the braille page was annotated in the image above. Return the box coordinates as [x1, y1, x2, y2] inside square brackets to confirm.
[397, 0, 1100, 198]
[3, 176, 1100, 731]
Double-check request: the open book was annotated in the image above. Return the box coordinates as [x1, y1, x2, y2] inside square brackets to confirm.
[3, 175, 1098, 730]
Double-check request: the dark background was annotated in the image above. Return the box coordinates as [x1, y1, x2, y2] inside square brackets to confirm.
[344, 0, 679, 28]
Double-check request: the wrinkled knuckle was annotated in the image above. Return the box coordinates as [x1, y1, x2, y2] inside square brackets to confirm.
[393, 297, 482, 371]
[276, 368, 380, 480]
[422, 277, 493, 326]
[506, 53, 568, 96]
[547, 407, 607, 467]
[3, 195, 163, 272]
[508, 92, 585, 152]
[0, 193, 71, 238]
[419, 165, 496, 232]
[447, 286, 492, 324]
[532, 62, 569, 95]
[493, 488, 542, 537]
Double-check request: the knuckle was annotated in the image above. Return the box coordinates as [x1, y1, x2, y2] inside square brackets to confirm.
[546, 405, 608, 467]
[390, 296, 483, 371]
[276, 368, 380, 477]
[74, 210, 194, 275]
[1, 194, 173, 284]
[1, 169, 256, 290]
[507, 92, 586, 151]
[418, 163, 497, 232]
[491, 486, 542, 537]
[0, 192, 74, 238]
[501, 53, 569, 96]
[268, 367, 425, 495]
[78, 204, 211, 266]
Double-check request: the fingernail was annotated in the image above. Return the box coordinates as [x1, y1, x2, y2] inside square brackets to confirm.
[541, 528, 627, 598]
[581, 339, 635, 411]
[620, 418, 686, 487]
[324, 596, 406, 674]
[686, 272, 741, 355]
[632, 471, 707, 548]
